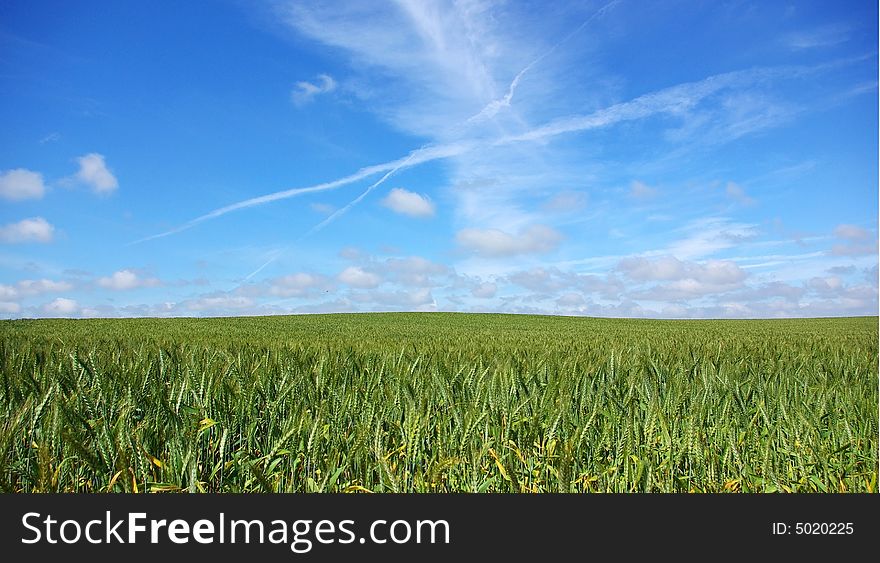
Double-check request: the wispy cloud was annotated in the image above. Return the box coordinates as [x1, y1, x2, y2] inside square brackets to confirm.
[629, 180, 658, 200]
[542, 191, 588, 213]
[283, 0, 511, 133]
[136, 62, 811, 244]
[834, 224, 871, 240]
[111, 3, 876, 322]
[665, 217, 759, 260]
[309, 202, 335, 215]
[2, 2, 875, 320]
[466, 0, 623, 124]
[784, 24, 850, 50]
[291, 73, 337, 106]
[725, 181, 756, 206]
[39, 132, 61, 144]
[495, 66, 803, 145]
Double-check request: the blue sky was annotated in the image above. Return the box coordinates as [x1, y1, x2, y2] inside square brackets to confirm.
[0, 0, 877, 318]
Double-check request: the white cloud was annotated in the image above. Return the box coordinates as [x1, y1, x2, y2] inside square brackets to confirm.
[0, 169, 46, 201]
[866, 265, 878, 286]
[831, 243, 877, 257]
[110, 4, 874, 318]
[618, 256, 686, 281]
[97, 270, 161, 290]
[618, 255, 747, 284]
[0, 301, 21, 314]
[266, 273, 331, 297]
[383, 256, 448, 286]
[0, 285, 15, 300]
[806, 276, 843, 294]
[75, 153, 118, 194]
[291, 73, 337, 106]
[338, 266, 382, 288]
[507, 268, 570, 292]
[18, 279, 72, 295]
[349, 287, 435, 309]
[618, 256, 748, 300]
[186, 295, 255, 312]
[506, 267, 622, 299]
[827, 265, 856, 275]
[831, 224, 877, 256]
[733, 281, 805, 303]
[381, 188, 436, 217]
[0, 217, 54, 244]
[1, 278, 73, 299]
[471, 282, 497, 298]
[42, 297, 79, 316]
[456, 224, 562, 257]
[632, 279, 729, 300]
[556, 292, 586, 308]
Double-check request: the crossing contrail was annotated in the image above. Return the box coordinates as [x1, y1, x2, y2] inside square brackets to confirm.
[133, 3, 625, 247]
[242, 153, 416, 280]
[132, 142, 470, 245]
[241, 1, 625, 279]
[136, 58, 811, 249]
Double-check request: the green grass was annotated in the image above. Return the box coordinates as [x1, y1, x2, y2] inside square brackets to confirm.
[0, 313, 876, 492]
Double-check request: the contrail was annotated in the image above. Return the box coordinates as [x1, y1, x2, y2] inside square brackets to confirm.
[243, 152, 417, 280]
[467, 0, 622, 124]
[137, 57, 814, 247]
[265, 2, 625, 265]
[244, 247, 286, 281]
[304, 152, 417, 238]
[132, 142, 469, 244]
[133, 2, 622, 247]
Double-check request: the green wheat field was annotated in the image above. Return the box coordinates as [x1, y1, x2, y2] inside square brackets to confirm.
[0, 313, 877, 493]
